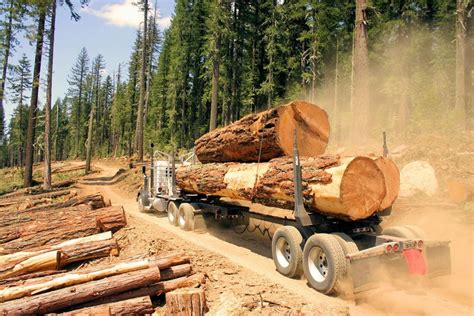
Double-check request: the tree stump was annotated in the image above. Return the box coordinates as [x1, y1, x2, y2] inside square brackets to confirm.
[166, 288, 206, 316]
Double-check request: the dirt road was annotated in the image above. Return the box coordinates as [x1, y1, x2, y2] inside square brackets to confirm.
[79, 161, 473, 315]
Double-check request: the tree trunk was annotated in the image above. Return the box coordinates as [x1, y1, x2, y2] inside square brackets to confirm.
[85, 103, 95, 174]
[177, 155, 399, 220]
[466, 4, 473, 130]
[455, 0, 466, 127]
[167, 288, 207, 316]
[135, 0, 149, 161]
[26, 193, 107, 212]
[350, 0, 370, 146]
[59, 296, 154, 316]
[0, 1, 14, 142]
[0, 206, 126, 254]
[210, 0, 221, 132]
[0, 266, 161, 314]
[44, 0, 57, 190]
[195, 101, 330, 163]
[24, 6, 47, 188]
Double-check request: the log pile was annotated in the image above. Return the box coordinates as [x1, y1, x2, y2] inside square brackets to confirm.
[183, 99, 401, 221]
[0, 252, 206, 315]
[0, 183, 206, 315]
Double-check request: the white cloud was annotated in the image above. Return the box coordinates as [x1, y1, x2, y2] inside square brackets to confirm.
[82, 0, 171, 29]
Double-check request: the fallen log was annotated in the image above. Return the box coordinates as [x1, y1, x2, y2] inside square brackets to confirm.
[70, 269, 202, 310]
[58, 296, 154, 315]
[167, 288, 206, 316]
[195, 100, 330, 163]
[0, 251, 188, 290]
[177, 155, 398, 220]
[0, 180, 76, 200]
[26, 193, 108, 212]
[0, 237, 119, 280]
[0, 190, 73, 209]
[0, 206, 126, 254]
[0, 266, 161, 314]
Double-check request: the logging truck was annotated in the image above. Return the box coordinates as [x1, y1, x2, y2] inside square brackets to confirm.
[137, 136, 451, 295]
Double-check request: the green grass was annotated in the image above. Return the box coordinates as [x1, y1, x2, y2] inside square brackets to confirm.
[0, 168, 24, 195]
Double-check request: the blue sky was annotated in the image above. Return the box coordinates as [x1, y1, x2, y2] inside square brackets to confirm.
[4, 0, 175, 124]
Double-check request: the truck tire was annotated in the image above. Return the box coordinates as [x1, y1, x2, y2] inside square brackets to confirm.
[137, 195, 145, 212]
[272, 226, 303, 278]
[382, 226, 417, 239]
[178, 203, 195, 231]
[332, 233, 359, 255]
[167, 201, 179, 226]
[303, 234, 347, 294]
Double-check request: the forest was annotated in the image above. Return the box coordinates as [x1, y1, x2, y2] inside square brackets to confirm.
[0, 0, 472, 188]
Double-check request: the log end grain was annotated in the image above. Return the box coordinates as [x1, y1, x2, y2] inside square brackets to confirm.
[340, 157, 386, 220]
[374, 157, 400, 210]
[277, 100, 330, 157]
[166, 287, 207, 316]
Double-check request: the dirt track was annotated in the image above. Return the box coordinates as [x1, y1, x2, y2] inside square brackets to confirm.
[78, 160, 473, 315]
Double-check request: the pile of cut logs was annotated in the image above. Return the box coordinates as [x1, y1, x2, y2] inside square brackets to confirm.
[0, 181, 206, 315]
[178, 100, 400, 221]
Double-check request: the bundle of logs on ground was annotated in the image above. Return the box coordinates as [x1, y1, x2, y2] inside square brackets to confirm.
[0, 184, 206, 315]
[184, 100, 401, 221]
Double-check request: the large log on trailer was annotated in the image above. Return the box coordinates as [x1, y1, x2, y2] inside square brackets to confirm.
[194, 100, 330, 163]
[177, 155, 399, 220]
[0, 266, 162, 314]
[0, 206, 126, 254]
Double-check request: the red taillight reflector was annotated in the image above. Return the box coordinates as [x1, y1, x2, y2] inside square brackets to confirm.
[385, 244, 393, 253]
[417, 240, 424, 248]
[393, 243, 400, 252]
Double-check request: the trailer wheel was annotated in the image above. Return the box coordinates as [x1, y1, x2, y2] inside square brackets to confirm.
[137, 195, 145, 212]
[178, 203, 195, 231]
[272, 226, 303, 278]
[167, 201, 179, 226]
[303, 234, 346, 294]
[332, 233, 359, 255]
[382, 226, 417, 239]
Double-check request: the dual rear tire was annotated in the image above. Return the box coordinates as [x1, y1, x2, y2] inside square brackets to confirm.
[168, 202, 195, 231]
[271, 227, 357, 294]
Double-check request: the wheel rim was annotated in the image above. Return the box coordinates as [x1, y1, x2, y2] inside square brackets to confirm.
[168, 207, 175, 223]
[179, 210, 186, 227]
[308, 246, 328, 282]
[275, 237, 292, 269]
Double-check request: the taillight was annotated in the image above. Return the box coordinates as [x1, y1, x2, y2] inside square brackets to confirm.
[385, 244, 393, 253]
[158, 187, 163, 192]
[417, 240, 424, 248]
[393, 243, 400, 252]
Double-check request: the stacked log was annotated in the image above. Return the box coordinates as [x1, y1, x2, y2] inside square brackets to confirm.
[0, 205, 126, 254]
[177, 155, 399, 220]
[195, 100, 330, 163]
[0, 252, 205, 315]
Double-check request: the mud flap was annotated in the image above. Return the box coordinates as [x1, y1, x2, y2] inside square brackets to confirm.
[347, 255, 389, 293]
[425, 242, 451, 277]
[403, 248, 427, 275]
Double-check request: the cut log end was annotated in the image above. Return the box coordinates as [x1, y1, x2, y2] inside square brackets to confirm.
[166, 288, 207, 316]
[340, 157, 386, 220]
[374, 157, 400, 210]
[277, 101, 330, 157]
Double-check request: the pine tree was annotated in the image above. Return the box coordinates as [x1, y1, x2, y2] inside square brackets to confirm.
[67, 47, 89, 158]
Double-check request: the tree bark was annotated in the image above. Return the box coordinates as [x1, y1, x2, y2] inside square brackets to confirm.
[195, 101, 330, 163]
[0, 266, 161, 314]
[177, 155, 399, 220]
[26, 193, 107, 212]
[58, 296, 154, 316]
[135, 0, 149, 161]
[0, 206, 126, 254]
[350, 0, 370, 146]
[24, 6, 47, 188]
[44, 0, 57, 190]
[85, 103, 95, 174]
[210, 0, 221, 132]
[167, 288, 207, 316]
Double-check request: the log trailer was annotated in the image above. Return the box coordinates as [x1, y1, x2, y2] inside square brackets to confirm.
[137, 136, 451, 295]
